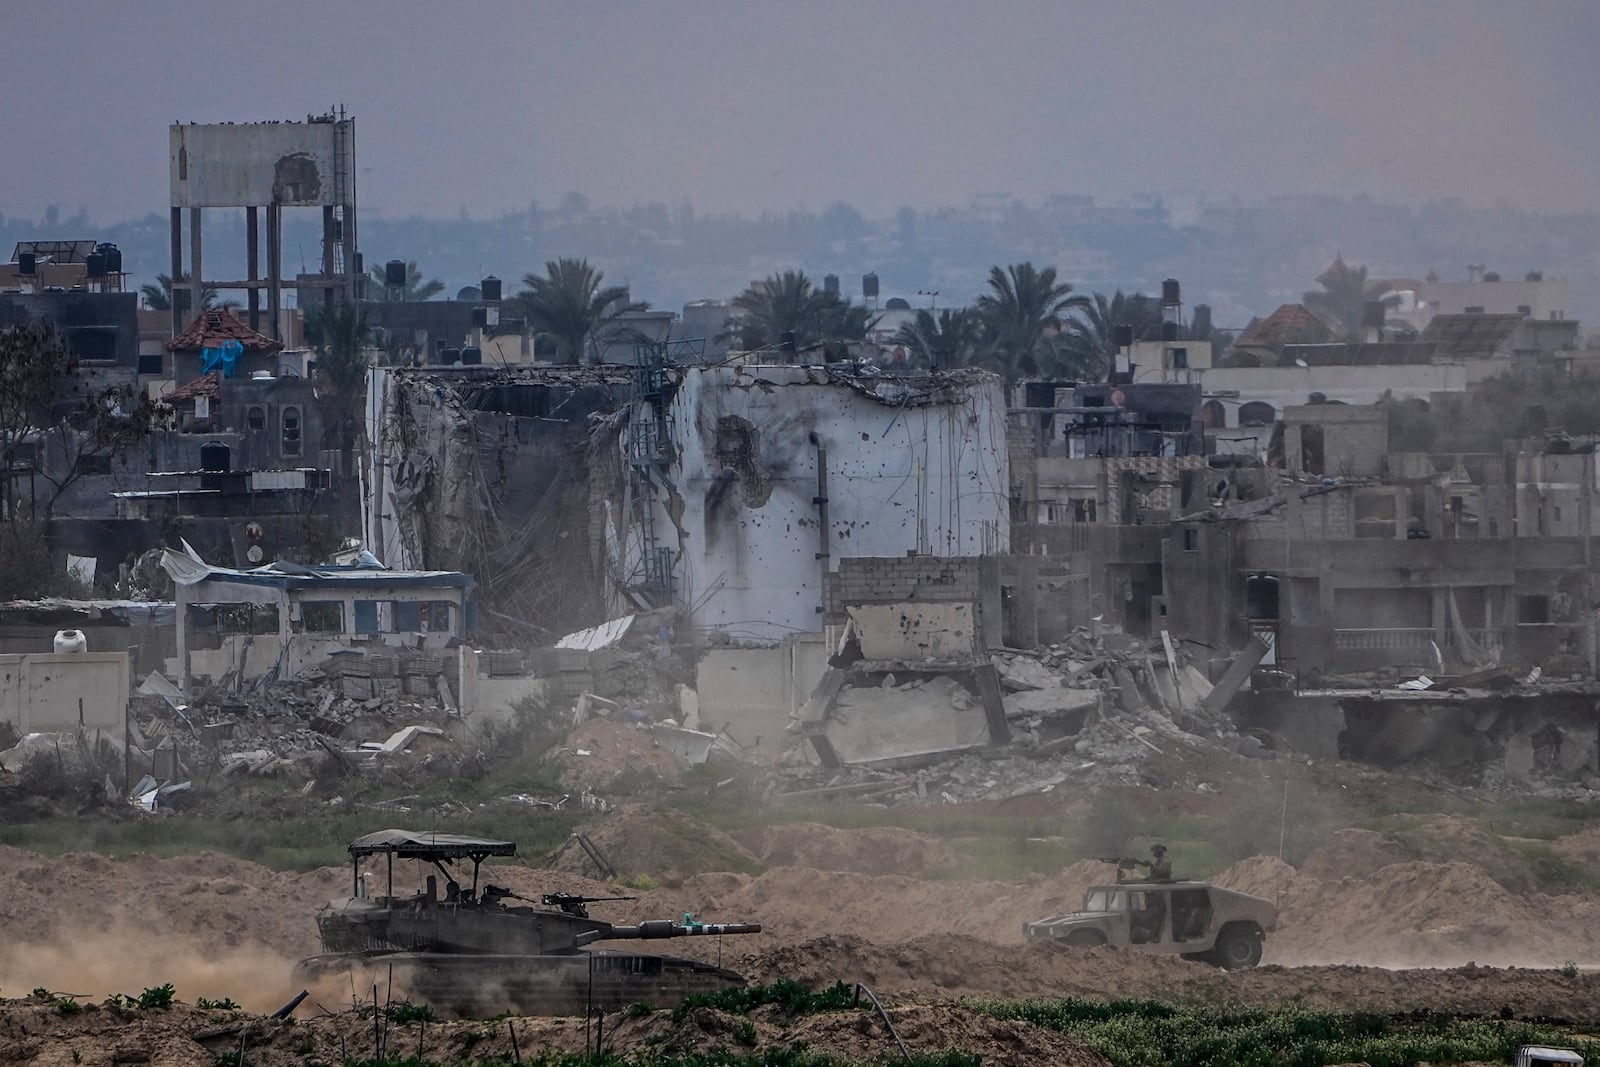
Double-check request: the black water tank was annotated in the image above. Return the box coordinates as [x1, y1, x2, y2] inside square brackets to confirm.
[1113, 324, 1135, 349]
[17, 252, 34, 275]
[780, 331, 797, 361]
[823, 274, 840, 298]
[1162, 321, 1180, 341]
[100, 244, 122, 274]
[1162, 278, 1181, 305]
[460, 346, 482, 366]
[385, 259, 407, 287]
[471, 306, 488, 329]
[1192, 304, 1212, 336]
[86, 252, 107, 278]
[1361, 301, 1386, 332]
[442, 347, 461, 364]
[862, 272, 879, 299]
[481, 275, 502, 302]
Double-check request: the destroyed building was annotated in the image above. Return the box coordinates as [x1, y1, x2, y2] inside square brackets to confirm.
[364, 363, 635, 639]
[365, 358, 1010, 643]
[615, 360, 1010, 639]
[161, 548, 473, 690]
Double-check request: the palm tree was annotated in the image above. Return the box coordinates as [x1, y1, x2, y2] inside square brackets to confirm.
[1056, 291, 1164, 379]
[511, 258, 646, 364]
[140, 273, 217, 313]
[1302, 256, 1399, 342]
[892, 308, 979, 369]
[368, 260, 445, 302]
[304, 301, 372, 455]
[813, 294, 877, 347]
[724, 270, 877, 351]
[725, 270, 817, 350]
[974, 263, 1088, 380]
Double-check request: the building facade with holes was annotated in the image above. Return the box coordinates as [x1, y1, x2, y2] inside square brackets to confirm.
[615, 363, 1010, 640]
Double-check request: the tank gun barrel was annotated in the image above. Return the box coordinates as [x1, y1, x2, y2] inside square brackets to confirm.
[574, 920, 762, 947]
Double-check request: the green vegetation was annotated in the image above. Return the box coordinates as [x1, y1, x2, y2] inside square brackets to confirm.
[136, 983, 176, 1010]
[196, 996, 242, 1011]
[672, 980, 858, 1021]
[388, 1000, 437, 1024]
[55, 997, 82, 1016]
[343, 1054, 979, 1067]
[1510, 841, 1600, 892]
[617, 874, 660, 891]
[970, 997, 1600, 1067]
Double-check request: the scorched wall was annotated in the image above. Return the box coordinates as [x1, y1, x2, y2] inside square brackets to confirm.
[632, 365, 1009, 639]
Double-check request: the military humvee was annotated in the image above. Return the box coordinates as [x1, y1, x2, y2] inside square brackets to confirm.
[1024, 879, 1277, 969]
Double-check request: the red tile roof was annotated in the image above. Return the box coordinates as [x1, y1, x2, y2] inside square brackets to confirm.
[165, 308, 284, 354]
[164, 371, 222, 402]
[1234, 304, 1334, 349]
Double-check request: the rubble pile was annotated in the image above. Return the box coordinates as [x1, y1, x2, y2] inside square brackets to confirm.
[122, 645, 489, 801]
[779, 626, 1246, 804]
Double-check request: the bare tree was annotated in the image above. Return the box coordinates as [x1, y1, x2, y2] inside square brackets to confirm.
[0, 322, 165, 523]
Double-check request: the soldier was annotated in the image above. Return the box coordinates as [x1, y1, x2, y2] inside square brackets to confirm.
[1135, 844, 1172, 882]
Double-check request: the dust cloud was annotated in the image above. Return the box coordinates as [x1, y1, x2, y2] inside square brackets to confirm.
[0, 920, 302, 1012]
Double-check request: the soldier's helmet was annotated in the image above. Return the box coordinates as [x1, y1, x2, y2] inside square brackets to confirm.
[1151, 844, 1167, 855]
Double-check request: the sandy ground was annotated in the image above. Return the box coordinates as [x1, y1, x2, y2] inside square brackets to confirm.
[5, 808, 1600, 1002]
[5, 801, 1600, 1062]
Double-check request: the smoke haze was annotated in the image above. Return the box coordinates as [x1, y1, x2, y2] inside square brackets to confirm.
[5, 1, 1599, 220]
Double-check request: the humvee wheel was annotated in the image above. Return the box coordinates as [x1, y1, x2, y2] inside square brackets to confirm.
[1064, 930, 1107, 947]
[1214, 923, 1264, 969]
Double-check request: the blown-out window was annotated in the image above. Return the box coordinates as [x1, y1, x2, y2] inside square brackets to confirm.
[281, 406, 302, 458]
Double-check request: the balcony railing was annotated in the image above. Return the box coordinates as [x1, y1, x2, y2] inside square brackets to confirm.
[1333, 627, 1505, 655]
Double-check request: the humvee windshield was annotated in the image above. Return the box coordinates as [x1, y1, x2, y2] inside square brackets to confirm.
[1084, 888, 1128, 912]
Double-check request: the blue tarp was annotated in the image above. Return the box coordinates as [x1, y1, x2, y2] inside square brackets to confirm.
[201, 338, 244, 377]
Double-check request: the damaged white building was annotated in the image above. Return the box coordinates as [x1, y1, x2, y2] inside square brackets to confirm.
[612, 362, 1009, 639]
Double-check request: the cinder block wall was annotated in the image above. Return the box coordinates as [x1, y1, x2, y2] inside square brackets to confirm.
[823, 557, 983, 626]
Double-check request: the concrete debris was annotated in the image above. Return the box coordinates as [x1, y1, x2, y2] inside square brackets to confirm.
[1001, 687, 1100, 720]
[990, 653, 1061, 692]
[647, 723, 725, 765]
[357, 724, 447, 755]
[0, 733, 73, 774]
[779, 624, 1245, 802]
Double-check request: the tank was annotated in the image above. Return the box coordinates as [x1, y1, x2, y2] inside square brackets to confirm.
[293, 830, 761, 1016]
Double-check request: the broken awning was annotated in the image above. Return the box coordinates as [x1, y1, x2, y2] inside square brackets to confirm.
[160, 548, 472, 591]
[555, 614, 635, 651]
[348, 829, 517, 860]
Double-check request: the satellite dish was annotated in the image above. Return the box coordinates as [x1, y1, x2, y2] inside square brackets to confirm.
[1294, 358, 1309, 368]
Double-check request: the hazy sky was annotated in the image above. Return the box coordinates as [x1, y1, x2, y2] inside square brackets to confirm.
[7, 1, 1599, 221]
